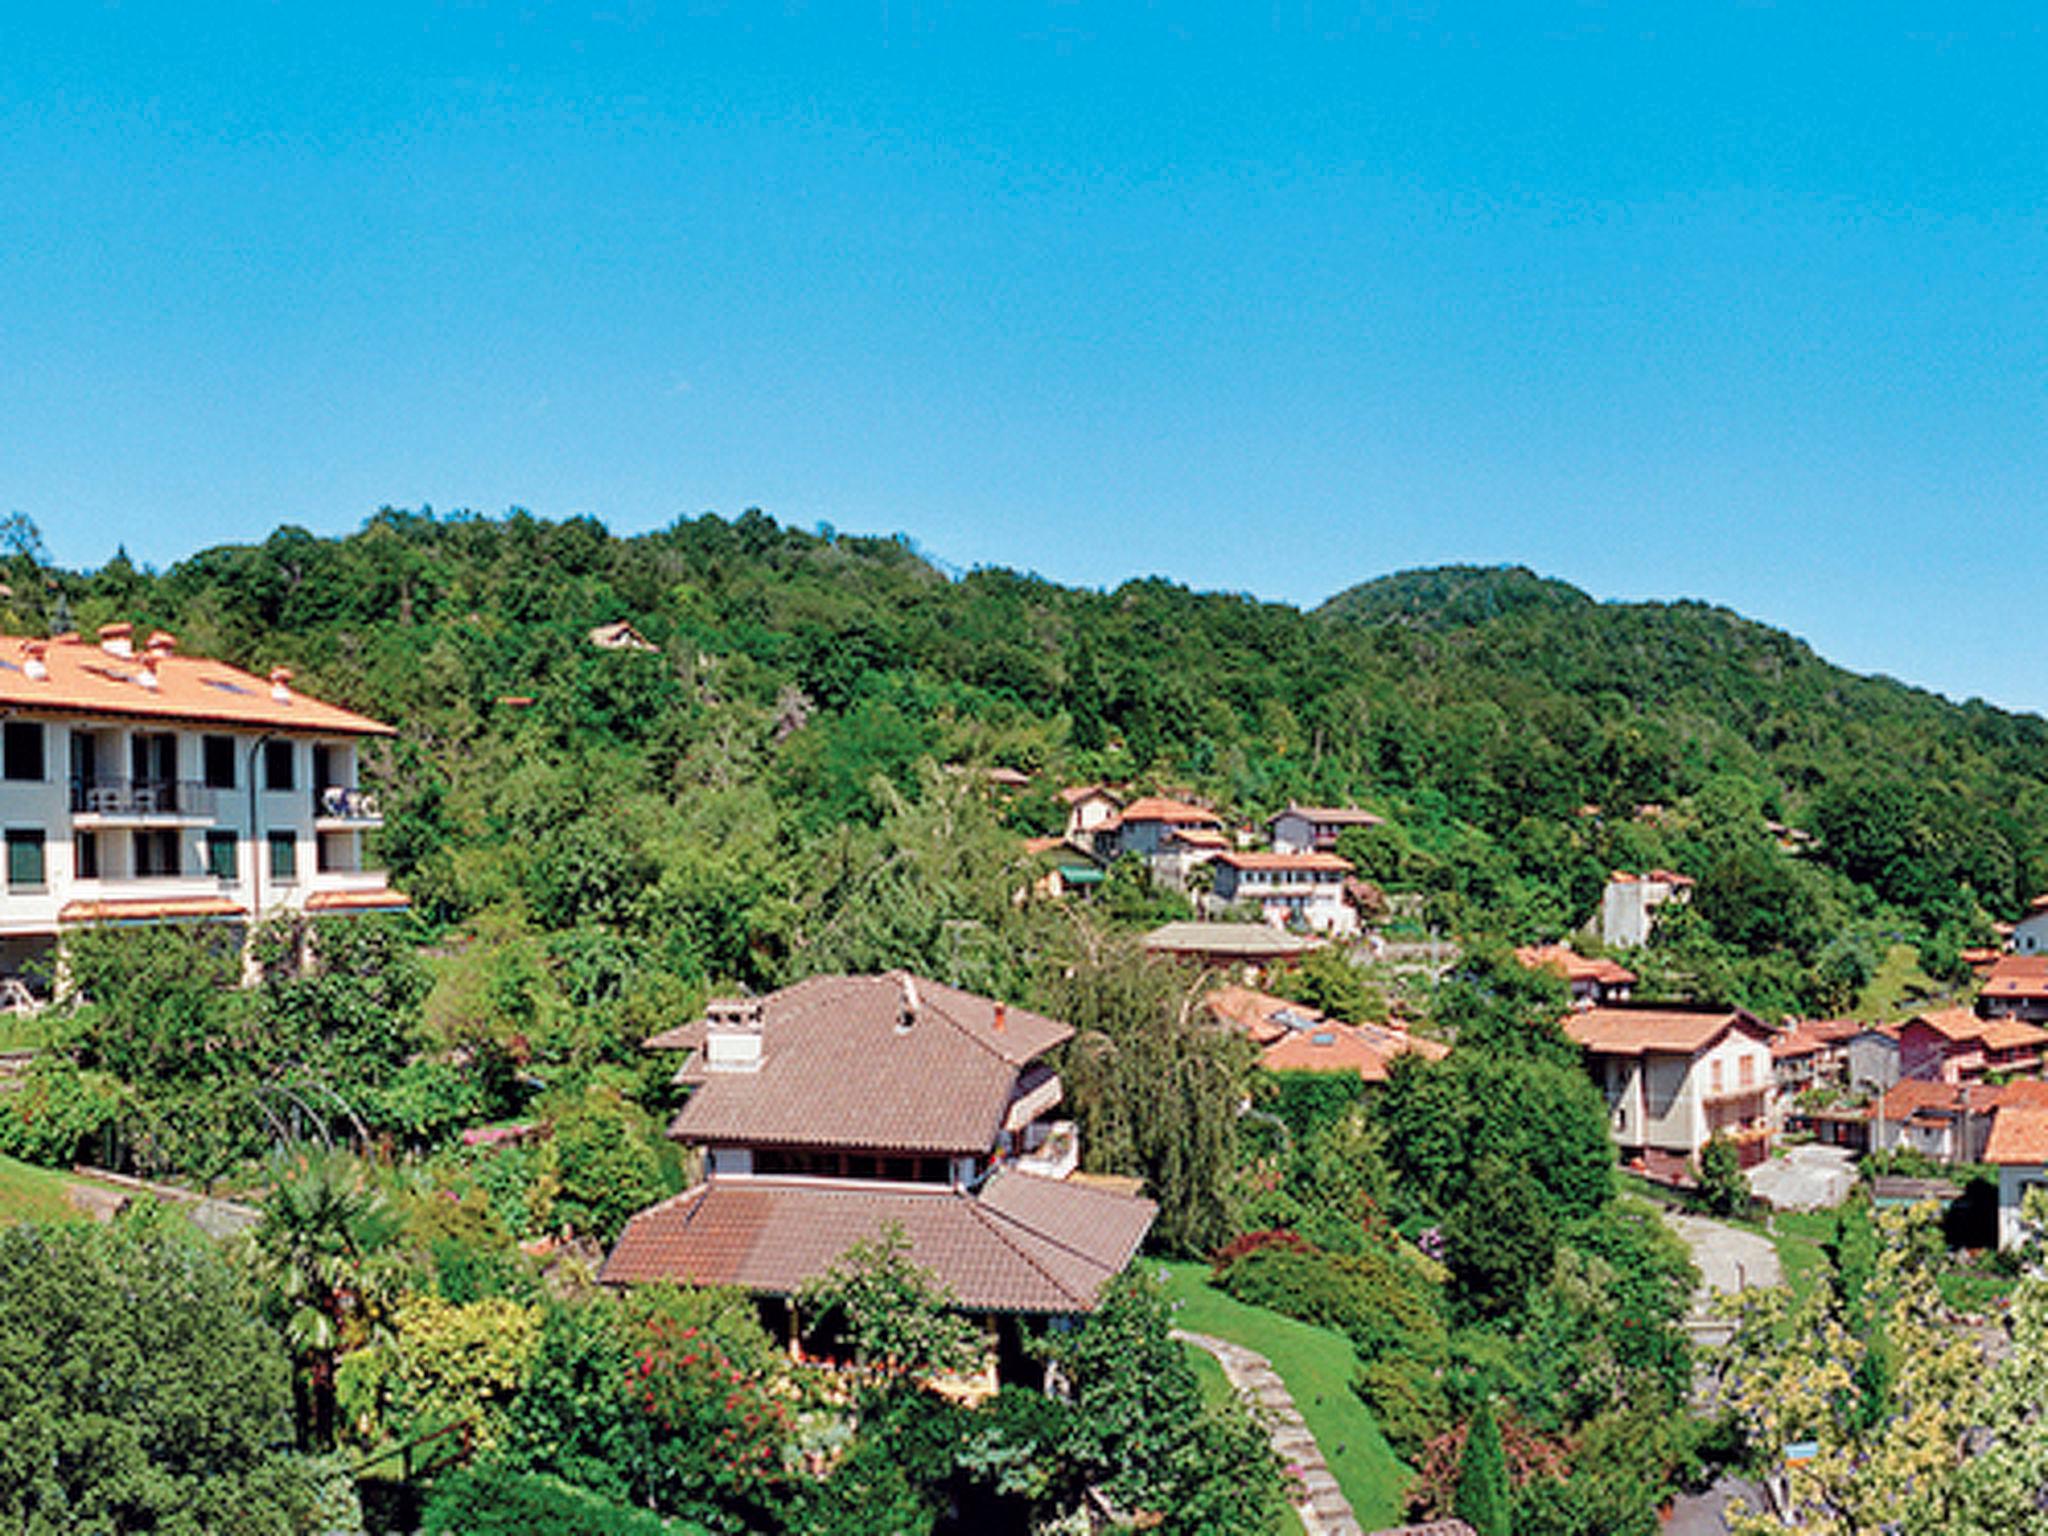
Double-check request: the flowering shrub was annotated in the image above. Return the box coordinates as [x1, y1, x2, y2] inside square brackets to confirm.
[630, 1313, 795, 1524]
[1208, 1228, 1311, 1279]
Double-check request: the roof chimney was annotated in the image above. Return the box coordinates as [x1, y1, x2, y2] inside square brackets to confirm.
[135, 652, 160, 690]
[22, 641, 47, 682]
[897, 973, 921, 1033]
[993, 1002, 1007, 1033]
[145, 630, 176, 656]
[98, 623, 133, 658]
[703, 997, 764, 1072]
[269, 667, 293, 706]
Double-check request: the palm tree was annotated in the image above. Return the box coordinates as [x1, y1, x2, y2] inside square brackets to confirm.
[248, 1149, 400, 1450]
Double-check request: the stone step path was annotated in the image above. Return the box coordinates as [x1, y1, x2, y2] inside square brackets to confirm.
[1175, 1328, 1364, 1536]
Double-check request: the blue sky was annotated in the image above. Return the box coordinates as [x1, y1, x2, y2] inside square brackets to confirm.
[3, 4, 2045, 709]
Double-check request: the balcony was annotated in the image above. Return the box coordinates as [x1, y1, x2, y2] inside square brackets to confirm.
[313, 786, 383, 827]
[69, 779, 218, 825]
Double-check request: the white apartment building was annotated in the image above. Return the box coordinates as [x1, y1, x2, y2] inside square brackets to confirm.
[0, 624, 406, 990]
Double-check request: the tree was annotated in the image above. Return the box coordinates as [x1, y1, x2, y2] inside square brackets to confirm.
[0, 1211, 316, 1532]
[1697, 1133, 1747, 1217]
[1445, 1157, 1559, 1321]
[1047, 1270, 1290, 1534]
[799, 1224, 982, 1395]
[1455, 1397, 1512, 1536]
[248, 1150, 401, 1450]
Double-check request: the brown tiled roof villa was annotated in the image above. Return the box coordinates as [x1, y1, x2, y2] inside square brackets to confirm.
[668, 973, 1072, 1156]
[601, 1169, 1156, 1313]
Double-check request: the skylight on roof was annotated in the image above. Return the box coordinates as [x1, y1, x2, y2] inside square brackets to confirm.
[0, 659, 19, 673]
[201, 677, 254, 695]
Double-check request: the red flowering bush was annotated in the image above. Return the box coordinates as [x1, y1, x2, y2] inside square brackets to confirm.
[1208, 1228, 1310, 1279]
[629, 1312, 794, 1523]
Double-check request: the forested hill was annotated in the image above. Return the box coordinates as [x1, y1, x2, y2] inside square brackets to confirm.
[19, 510, 2048, 1013]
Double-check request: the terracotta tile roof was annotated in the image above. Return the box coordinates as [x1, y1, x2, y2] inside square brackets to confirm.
[1259, 1018, 1447, 1080]
[302, 887, 409, 912]
[600, 1169, 1156, 1313]
[1204, 984, 1327, 1044]
[1514, 944, 1637, 987]
[1058, 784, 1120, 806]
[1984, 1018, 2048, 1051]
[1986, 1106, 2048, 1165]
[1211, 850, 1353, 873]
[1905, 1005, 2048, 1050]
[1877, 1079, 1964, 1123]
[1116, 796, 1221, 826]
[1021, 836, 1065, 856]
[669, 974, 1073, 1157]
[1167, 827, 1231, 849]
[1564, 1003, 1769, 1056]
[1981, 955, 2048, 1002]
[1772, 1017, 1863, 1058]
[57, 896, 247, 923]
[0, 632, 392, 736]
[641, 1018, 707, 1052]
[1266, 804, 1384, 827]
[984, 766, 1033, 788]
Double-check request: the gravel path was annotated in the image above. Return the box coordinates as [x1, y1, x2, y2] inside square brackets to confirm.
[1175, 1328, 1364, 1536]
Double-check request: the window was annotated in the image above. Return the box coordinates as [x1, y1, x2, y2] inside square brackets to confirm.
[133, 829, 180, 877]
[202, 736, 236, 790]
[74, 831, 98, 880]
[205, 831, 238, 880]
[1710, 1060, 1724, 1095]
[1738, 1055, 1755, 1088]
[268, 831, 297, 882]
[5, 831, 43, 888]
[3, 722, 43, 782]
[264, 741, 295, 793]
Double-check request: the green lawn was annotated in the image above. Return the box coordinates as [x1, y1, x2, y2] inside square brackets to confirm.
[1768, 1208, 1838, 1305]
[1157, 1260, 1411, 1529]
[0, 1151, 82, 1225]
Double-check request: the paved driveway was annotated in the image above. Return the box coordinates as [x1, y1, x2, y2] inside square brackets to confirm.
[1665, 1212, 1783, 1296]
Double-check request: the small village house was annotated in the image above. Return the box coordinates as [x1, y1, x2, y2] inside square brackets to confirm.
[1513, 943, 1637, 1008]
[1896, 1006, 2048, 1086]
[1058, 785, 1124, 854]
[1985, 1104, 2048, 1250]
[1266, 803, 1383, 855]
[2011, 894, 2048, 956]
[1977, 954, 2048, 1023]
[1205, 850, 1358, 934]
[1598, 869, 1695, 949]
[1202, 983, 1450, 1082]
[1847, 1023, 1902, 1092]
[1771, 1017, 1861, 1098]
[1563, 1003, 1777, 1181]
[1108, 795, 1224, 860]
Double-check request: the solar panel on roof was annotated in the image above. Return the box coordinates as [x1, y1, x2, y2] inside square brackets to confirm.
[201, 677, 254, 694]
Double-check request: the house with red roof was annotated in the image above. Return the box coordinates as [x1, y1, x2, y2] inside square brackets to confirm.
[1109, 795, 1224, 859]
[607, 974, 1157, 1369]
[1206, 850, 1358, 934]
[2011, 894, 2048, 957]
[1985, 1101, 2048, 1248]
[1513, 943, 1636, 1008]
[0, 624, 405, 994]
[1770, 1017, 1861, 1097]
[1563, 1003, 1777, 1180]
[1897, 1005, 2048, 1086]
[1978, 954, 2048, 1024]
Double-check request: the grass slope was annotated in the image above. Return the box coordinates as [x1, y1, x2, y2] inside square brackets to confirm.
[0, 1152, 81, 1225]
[1157, 1260, 1411, 1528]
